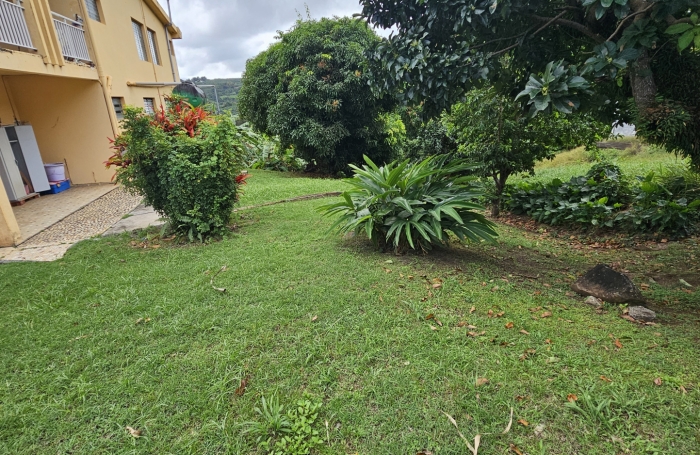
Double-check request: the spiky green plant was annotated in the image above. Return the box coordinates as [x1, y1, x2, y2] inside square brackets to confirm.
[319, 155, 498, 253]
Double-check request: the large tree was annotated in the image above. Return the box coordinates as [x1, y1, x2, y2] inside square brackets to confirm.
[238, 17, 396, 174]
[359, 0, 700, 166]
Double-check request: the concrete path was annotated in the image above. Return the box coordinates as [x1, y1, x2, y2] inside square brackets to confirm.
[102, 204, 164, 236]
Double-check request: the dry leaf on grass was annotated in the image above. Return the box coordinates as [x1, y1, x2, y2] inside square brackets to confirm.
[505, 322, 514, 329]
[614, 339, 623, 349]
[126, 426, 141, 438]
[470, 306, 476, 314]
[654, 377, 663, 386]
[442, 412, 481, 455]
[235, 376, 250, 397]
[600, 375, 613, 383]
[430, 325, 439, 331]
[311, 315, 318, 322]
[476, 377, 489, 387]
[567, 393, 578, 402]
[540, 311, 552, 318]
[426, 314, 435, 320]
[416, 451, 433, 455]
[517, 419, 529, 427]
[509, 444, 523, 455]
[520, 330, 530, 335]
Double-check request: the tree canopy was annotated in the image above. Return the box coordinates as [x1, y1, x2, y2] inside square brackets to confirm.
[238, 17, 396, 174]
[359, 0, 700, 166]
[446, 87, 609, 215]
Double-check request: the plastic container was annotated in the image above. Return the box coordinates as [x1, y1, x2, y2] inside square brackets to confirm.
[44, 163, 65, 182]
[41, 180, 70, 195]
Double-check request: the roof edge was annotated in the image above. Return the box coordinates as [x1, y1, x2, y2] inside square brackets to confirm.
[144, 0, 183, 39]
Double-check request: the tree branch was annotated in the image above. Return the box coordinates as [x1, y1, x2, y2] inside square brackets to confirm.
[607, 3, 655, 41]
[530, 14, 605, 43]
[488, 13, 567, 57]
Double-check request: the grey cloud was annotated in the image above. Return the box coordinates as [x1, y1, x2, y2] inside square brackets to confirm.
[167, 0, 364, 78]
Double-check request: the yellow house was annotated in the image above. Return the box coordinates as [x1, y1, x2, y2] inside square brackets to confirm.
[0, 0, 182, 246]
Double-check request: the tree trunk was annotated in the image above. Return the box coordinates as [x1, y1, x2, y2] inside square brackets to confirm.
[630, 49, 658, 114]
[491, 171, 510, 218]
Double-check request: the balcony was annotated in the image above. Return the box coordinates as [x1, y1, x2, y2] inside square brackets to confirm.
[0, 0, 34, 50]
[51, 12, 91, 62]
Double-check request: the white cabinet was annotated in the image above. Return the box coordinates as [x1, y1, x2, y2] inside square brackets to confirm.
[0, 125, 50, 202]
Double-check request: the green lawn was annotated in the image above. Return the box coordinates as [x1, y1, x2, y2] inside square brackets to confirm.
[0, 167, 698, 454]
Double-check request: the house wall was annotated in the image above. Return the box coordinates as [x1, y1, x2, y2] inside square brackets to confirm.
[0, 182, 21, 247]
[3, 75, 115, 184]
[0, 78, 17, 125]
[83, 0, 180, 113]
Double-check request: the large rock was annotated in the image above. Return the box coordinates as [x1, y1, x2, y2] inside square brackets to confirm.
[571, 264, 645, 304]
[628, 306, 657, 322]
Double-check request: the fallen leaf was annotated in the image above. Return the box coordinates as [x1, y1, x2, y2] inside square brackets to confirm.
[235, 376, 250, 397]
[545, 339, 552, 344]
[517, 419, 529, 427]
[408, 275, 414, 280]
[540, 311, 552, 318]
[135, 318, 144, 325]
[379, 296, 384, 303]
[654, 377, 662, 386]
[385, 259, 393, 264]
[384, 268, 392, 273]
[415, 451, 433, 455]
[457, 321, 468, 327]
[487, 310, 494, 317]
[529, 306, 542, 312]
[432, 283, 442, 289]
[510, 444, 523, 455]
[567, 393, 578, 402]
[534, 423, 546, 437]
[533, 291, 542, 296]
[515, 395, 527, 401]
[426, 314, 435, 320]
[496, 311, 505, 318]
[311, 315, 318, 322]
[468, 331, 486, 337]
[491, 286, 500, 292]
[476, 377, 489, 387]
[505, 322, 514, 329]
[436, 319, 443, 327]
[470, 306, 476, 314]
[600, 375, 613, 383]
[467, 325, 478, 329]
[680, 385, 688, 394]
[126, 426, 141, 438]
[520, 330, 530, 335]
[430, 325, 438, 331]
[614, 339, 623, 349]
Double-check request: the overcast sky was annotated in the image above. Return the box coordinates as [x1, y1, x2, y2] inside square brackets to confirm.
[168, 0, 370, 79]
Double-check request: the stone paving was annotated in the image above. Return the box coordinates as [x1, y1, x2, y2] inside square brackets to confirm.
[13, 184, 116, 242]
[1, 188, 142, 262]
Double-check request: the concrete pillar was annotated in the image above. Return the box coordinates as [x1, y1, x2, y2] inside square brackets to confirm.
[0, 183, 20, 247]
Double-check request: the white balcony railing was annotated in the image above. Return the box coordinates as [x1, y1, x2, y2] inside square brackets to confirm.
[52, 12, 91, 62]
[0, 0, 34, 49]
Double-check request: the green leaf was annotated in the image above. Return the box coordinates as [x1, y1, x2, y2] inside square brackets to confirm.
[665, 23, 693, 35]
[678, 29, 696, 51]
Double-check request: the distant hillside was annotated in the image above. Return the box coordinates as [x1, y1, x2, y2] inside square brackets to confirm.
[187, 77, 243, 115]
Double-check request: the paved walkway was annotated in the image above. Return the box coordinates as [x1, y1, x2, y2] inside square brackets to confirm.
[13, 184, 116, 243]
[1, 187, 142, 262]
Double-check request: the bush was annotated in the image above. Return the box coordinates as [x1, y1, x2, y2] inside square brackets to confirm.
[506, 163, 700, 237]
[319, 155, 498, 253]
[238, 17, 396, 175]
[106, 98, 251, 240]
[249, 135, 305, 172]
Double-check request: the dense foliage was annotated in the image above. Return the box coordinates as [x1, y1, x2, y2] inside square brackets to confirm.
[106, 99, 250, 240]
[238, 18, 396, 175]
[508, 163, 700, 237]
[397, 105, 456, 161]
[445, 87, 610, 216]
[359, 0, 700, 166]
[319, 155, 498, 253]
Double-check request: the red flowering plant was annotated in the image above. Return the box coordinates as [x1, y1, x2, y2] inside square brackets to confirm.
[106, 96, 256, 240]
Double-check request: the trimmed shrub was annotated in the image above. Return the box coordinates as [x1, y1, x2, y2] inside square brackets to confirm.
[319, 155, 498, 253]
[106, 98, 251, 240]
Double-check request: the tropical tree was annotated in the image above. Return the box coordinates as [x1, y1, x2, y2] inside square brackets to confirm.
[238, 17, 396, 174]
[446, 87, 609, 216]
[359, 0, 700, 166]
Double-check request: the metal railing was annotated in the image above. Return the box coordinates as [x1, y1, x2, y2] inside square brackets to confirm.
[0, 0, 34, 49]
[52, 12, 91, 62]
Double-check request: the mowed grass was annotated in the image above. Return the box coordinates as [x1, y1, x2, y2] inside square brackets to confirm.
[0, 168, 699, 454]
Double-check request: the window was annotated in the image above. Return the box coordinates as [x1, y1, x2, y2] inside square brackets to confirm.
[132, 20, 148, 61]
[143, 98, 155, 115]
[112, 97, 124, 120]
[84, 0, 101, 22]
[147, 29, 160, 65]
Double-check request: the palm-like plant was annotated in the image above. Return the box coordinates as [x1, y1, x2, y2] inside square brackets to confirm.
[319, 155, 498, 253]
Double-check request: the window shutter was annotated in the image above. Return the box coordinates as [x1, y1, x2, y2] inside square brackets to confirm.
[132, 21, 147, 61]
[147, 30, 160, 65]
[85, 0, 100, 21]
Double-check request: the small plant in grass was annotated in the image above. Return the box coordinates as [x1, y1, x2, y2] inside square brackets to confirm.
[241, 394, 323, 455]
[106, 97, 254, 241]
[319, 155, 498, 253]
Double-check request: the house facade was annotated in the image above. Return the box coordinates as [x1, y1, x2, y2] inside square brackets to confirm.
[0, 0, 182, 246]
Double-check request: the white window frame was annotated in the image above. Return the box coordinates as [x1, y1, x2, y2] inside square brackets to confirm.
[143, 98, 155, 115]
[84, 0, 101, 22]
[132, 20, 148, 61]
[147, 29, 160, 65]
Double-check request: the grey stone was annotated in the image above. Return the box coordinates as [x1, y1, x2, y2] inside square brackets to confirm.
[571, 264, 645, 304]
[628, 306, 657, 322]
[584, 296, 603, 308]
[103, 204, 164, 236]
